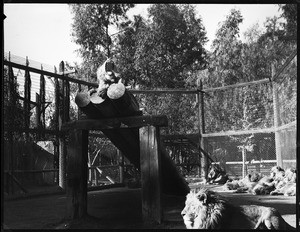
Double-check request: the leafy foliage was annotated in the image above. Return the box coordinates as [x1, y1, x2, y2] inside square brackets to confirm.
[70, 4, 134, 82]
[279, 4, 297, 39]
[68, 4, 296, 166]
[134, 4, 208, 88]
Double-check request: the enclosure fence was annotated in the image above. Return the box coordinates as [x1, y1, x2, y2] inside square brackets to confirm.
[3, 49, 297, 196]
[202, 51, 297, 177]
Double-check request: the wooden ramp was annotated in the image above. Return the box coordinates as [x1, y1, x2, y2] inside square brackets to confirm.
[102, 128, 189, 196]
[74, 90, 189, 196]
[64, 117, 189, 197]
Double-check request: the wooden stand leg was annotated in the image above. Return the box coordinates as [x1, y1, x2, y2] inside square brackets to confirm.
[66, 129, 89, 219]
[139, 125, 162, 224]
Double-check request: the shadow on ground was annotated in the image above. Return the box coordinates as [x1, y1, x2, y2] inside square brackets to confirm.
[3, 185, 296, 229]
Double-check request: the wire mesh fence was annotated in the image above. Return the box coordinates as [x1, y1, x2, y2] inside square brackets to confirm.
[133, 92, 199, 135]
[3, 49, 297, 194]
[200, 51, 297, 178]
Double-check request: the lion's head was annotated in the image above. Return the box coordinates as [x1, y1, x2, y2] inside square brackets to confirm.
[181, 188, 226, 229]
[285, 168, 296, 182]
[208, 164, 225, 180]
[270, 166, 285, 180]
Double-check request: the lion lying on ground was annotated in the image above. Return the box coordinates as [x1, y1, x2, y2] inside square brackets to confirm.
[207, 164, 229, 185]
[181, 188, 295, 230]
[223, 173, 274, 194]
[270, 168, 296, 196]
[223, 166, 296, 196]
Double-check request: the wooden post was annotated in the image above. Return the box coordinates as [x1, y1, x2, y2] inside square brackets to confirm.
[118, 149, 124, 184]
[272, 64, 283, 167]
[64, 79, 70, 122]
[197, 79, 207, 179]
[24, 57, 31, 141]
[77, 84, 82, 119]
[40, 66, 46, 136]
[139, 125, 162, 224]
[54, 66, 59, 184]
[59, 61, 70, 189]
[7, 60, 15, 194]
[66, 129, 88, 219]
[94, 168, 98, 185]
[35, 93, 41, 139]
[57, 63, 66, 189]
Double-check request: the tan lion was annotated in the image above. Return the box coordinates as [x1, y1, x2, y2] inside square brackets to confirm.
[270, 168, 296, 196]
[181, 188, 295, 230]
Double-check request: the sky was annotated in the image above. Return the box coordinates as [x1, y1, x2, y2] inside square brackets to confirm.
[4, 4, 283, 68]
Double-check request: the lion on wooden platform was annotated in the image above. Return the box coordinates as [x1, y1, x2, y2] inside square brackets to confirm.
[181, 188, 295, 230]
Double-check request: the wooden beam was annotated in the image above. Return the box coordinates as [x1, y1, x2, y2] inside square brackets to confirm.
[61, 115, 168, 131]
[140, 125, 162, 224]
[66, 129, 88, 219]
[3, 127, 63, 136]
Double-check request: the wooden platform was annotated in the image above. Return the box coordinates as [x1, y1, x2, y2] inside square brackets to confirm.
[62, 115, 189, 224]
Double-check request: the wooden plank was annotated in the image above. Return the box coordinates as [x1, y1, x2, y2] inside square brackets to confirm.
[62, 115, 168, 131]
[139, 125, 162, 224]
[109, 90, 140, 117]
[4, 169, 59, 173]
[102, 128, 141, 168]
[66, 129, 88, 219]
[102, 128, 189, 196]
[3, 127, 63, 136]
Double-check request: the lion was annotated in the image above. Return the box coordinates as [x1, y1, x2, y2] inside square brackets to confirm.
[223, 173, 263, 193]
[207, 164, 228, 185]
[96, 58, 120, 98]
[270, 168, 296, 196]
[181, 188, 295, 230]
[223, 166, 290, 195]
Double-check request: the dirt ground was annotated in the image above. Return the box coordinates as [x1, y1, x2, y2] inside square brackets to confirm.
[3, 185, 296, 229]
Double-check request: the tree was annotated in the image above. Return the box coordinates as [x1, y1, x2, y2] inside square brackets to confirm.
[114, 15, 146, 87]
[112, 4, 209, 134]
[208, 8, 244, 87]
[279, 4, 297, 40]
[69, 4, 134, 82]
[133, 4, 208, 89]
